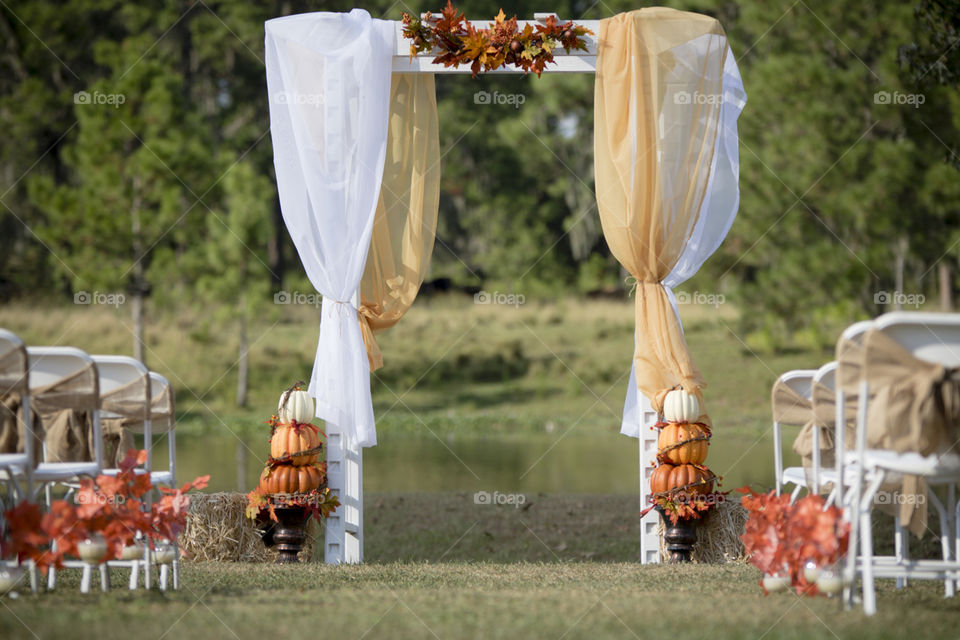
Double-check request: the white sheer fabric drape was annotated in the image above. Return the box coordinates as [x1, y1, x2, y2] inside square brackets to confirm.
[620, 41, 747, 437]
[266, 9, 395, 447]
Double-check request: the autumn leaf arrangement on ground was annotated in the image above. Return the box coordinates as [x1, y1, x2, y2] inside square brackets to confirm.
[739, 488, 850, 596]
[2, 450, 208, 571]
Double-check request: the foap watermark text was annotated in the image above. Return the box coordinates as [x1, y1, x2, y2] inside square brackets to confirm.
[675, 290, 725, 308]
[74, 291, 125, 307]
[474, 90, 525, 109]
[474, 290, 525, 307]
[874, 290, 925, 308]
[474, 491, 526, 508]
[274, 291, 322, 308]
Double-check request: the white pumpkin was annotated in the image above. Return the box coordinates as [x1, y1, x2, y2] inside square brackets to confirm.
[662, 389, 700, 423]
[278, 389, 315, 424]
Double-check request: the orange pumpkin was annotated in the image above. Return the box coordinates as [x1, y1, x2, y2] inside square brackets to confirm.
[258, 463, 325, 494]
[270, 422, 320, 465]
[650, 464, 675, 494]
[657, 421, 710, 465]
[650, 463, 714, 495]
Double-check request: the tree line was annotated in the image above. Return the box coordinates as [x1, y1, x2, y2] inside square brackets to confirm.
[1, 0, 958, 374]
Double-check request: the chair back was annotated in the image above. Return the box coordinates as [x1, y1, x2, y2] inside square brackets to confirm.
[26, 346, 102, 467]
[813, 362, 836, 390]
[91, 355, 150, 420]
[26, 347, 98, 396]
[874, 311, 960, 367]
[0, 329, 28, 395]
[775, 369, 818, 407]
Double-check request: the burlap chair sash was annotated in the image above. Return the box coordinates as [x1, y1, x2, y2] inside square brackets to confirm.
[0, 393, 44, 466]
[97, 374, 151, 466]
[100, 374, 150, 422]
[0, 341, 42, 464]
[771, 378, 821, 460]
[862, 328, 960, 457]
[836, 336, 865, 397]
[149, 380, 174, 433]
[32, 362, 98, 413]
[32, 362, 98, 464]
[0, 342, 28, 395]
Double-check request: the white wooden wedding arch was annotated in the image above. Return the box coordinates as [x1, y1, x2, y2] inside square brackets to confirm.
[320, 15, 670, 566]
[266, 9, 744, 566]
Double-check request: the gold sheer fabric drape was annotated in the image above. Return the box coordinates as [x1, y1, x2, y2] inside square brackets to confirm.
[358, 73, 440, 371]
[595, 8, 727, 411]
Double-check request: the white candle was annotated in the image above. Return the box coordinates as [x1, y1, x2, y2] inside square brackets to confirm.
[120, 542, 144, 561]
[0, 568, 23, 594]
[803, 561, 821, 583]
[762, 575, 791, 592]
[153, 545, 176, 565]
[817, 575, 842, 594]
[77, 535, 108, 563]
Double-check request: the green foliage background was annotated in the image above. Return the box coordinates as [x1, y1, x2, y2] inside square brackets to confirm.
[1, 0, 958, 353]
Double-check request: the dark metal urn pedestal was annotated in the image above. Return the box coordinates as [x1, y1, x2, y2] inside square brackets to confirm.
[259, 506, 309, 563]
[655, 506, 698, 563]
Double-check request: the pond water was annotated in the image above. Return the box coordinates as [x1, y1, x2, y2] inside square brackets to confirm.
[172, 430, 789, 496]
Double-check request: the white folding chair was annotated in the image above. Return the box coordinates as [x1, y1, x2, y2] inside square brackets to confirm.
[846, 311, 960, 615]
[773, 369, 818, 501]
[25, 347, 103, 491]
[25, 347, 104, 592]
[0, 329, 38, 593]
[90, 355, 151, 591]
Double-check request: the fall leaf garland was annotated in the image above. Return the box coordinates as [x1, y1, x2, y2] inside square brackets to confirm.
[401, 2, 593, 77]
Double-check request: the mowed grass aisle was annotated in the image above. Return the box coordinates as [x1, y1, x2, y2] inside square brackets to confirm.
[10, 562, 960, 640]
[4, 493, 960, 639]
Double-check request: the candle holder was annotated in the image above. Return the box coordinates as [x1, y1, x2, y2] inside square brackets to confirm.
[655, 506, 698, 563]
[269, 506, 310, 563]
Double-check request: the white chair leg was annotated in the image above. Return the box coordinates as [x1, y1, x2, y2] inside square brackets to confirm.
[955, 496, 960, 592]
[46, 565, 57, 591]
[129, 560, 139, 590]
[159, 564, 168, 591]
[172, 556, 180, 591]
[99, 563, 109, 592]
[143, 546, 152, 590]
[928, 490, 955, 598]
[825, 485, 838, 509]
[790, 484, 803, 504]
[860, 504, 877, 615]
[27, 560, 38, 593]
[843, 505, 859, 609]
[894, 517, 905, 589]
[80, 565, 91, 594]
[859, 472, 885, 616]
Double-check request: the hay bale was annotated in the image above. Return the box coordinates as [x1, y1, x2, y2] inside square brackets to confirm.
[658, 497, 748, 563]
[182, 492, 319, 563]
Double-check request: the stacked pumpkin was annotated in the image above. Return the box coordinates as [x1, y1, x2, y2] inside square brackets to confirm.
[650, 389, 716, 500]
[257, 386, 327, 495]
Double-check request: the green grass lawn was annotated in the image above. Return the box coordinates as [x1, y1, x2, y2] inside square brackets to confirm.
[6, 298, 928, 638]
[3, 493, 956, 639]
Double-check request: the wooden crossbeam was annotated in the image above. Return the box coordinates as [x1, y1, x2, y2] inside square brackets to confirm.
[391, 16, 599, 74]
